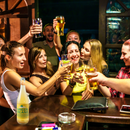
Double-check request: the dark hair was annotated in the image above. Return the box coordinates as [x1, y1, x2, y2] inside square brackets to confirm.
[64, 41, 81, 54]
[43, 23, 53, 32]
[28, 46, 54, 76]
[1, 41, 23, 70]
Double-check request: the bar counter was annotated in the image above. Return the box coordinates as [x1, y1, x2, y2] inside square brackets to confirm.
[0, 95, 130, 130]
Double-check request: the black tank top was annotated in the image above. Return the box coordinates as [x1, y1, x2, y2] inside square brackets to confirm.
[30, 74, 62, 95]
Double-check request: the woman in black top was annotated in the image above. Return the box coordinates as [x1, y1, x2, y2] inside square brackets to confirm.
[28, 47, 69, 97]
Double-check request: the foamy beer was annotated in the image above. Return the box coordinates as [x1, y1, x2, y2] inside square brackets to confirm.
[87, 72, 98, 90]
[55, 16, 65, 36]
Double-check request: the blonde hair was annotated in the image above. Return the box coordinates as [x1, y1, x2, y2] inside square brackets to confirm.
[85, 39, 106, 72]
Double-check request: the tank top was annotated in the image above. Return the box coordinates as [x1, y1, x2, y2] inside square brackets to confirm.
[30, 74, 62, 95]
[1, 69, 31, 113]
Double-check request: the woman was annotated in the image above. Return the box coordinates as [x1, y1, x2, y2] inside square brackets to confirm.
[0, 35, 14, 125]
[0, 41, 70, 113]
[28, 46, 63, 96]
[81, 39, 109, 76]
[59, 41, 92, 99]
[80, 39, 110, 97]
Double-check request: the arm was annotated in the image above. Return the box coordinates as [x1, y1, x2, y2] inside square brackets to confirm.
[90, 72, 130, 95]
[98, 85, 111, 97]
[53, 19, 63, 54]
[29, 76, 57, 96]
[5, 62, 71, 97]
[60, 81, 73, 95]
[82, 82, 94, 100]
[0, 87, 10, 108]
[18, 24, 42, 49]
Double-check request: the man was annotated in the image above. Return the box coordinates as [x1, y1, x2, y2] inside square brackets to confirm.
[19, 23, 59, 72]
[90, 39, 130, 97]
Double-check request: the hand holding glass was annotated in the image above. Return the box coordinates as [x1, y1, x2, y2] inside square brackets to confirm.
[75, 59, 84, 75]
[32, 18, 43, 38]
[61, 54, 72, 79]
[84, 59, 98, 90]
[74, 59, 86, 85]
[55, 16, 65, 36]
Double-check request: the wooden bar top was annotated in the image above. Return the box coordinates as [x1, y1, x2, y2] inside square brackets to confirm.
[1, 95, 130, 130]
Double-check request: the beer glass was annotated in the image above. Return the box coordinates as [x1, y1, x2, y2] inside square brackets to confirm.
[61, 54, 72, 79]
[55, 16, 65, 36]
[75, 59, 84, 76]
[84, 58, 98, 90]
[32, 18, 43, 38]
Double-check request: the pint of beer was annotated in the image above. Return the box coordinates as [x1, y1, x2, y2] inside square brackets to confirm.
[61, 54, 72, 80]
[55, 16, 65, 36]
[87, 72, 98, 90]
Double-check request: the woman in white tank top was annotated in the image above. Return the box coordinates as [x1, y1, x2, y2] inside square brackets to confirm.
[1, 41, 71, 113]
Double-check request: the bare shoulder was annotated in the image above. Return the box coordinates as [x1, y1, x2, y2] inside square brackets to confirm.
[4, 69, 21, 81]
[3, 69, 22, 90]
[29, 76, 42, 87]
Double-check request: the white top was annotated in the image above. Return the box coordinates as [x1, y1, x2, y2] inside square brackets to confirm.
[1, 69, 31, 113]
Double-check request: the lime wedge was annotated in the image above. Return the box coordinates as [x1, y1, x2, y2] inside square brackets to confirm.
[62, 60, 70, 64]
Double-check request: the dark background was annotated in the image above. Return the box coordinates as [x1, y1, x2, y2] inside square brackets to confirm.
[36, 0, 99, 47]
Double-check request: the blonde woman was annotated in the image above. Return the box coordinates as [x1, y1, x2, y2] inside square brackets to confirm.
[81, 39, 109, 97]
[81, 39, 109, 76]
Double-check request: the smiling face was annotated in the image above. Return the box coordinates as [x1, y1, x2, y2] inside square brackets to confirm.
[120, 44, 130, 66]
[43, 25, 54, 42]
[81, 41, 91, 60]
[10, 46, 26, 69]
[67, 43, 80, 64]
[66, 32, 81, 44]
[35, 49, 47, 69]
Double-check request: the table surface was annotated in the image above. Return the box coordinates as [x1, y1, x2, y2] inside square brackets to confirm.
[1, 95, 130, 130]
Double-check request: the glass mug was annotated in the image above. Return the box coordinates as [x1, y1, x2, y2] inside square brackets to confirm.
[55, 16, 65, 36]
[61, 54, 72, 79]
[32, 18, 43, 38]
[84, 59, 98, 90]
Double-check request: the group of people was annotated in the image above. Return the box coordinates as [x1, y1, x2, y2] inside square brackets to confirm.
[0, 17, 130, 116]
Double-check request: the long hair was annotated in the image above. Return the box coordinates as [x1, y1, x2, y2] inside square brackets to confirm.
[1, 41, 23, 70]
[85, 39, 106, 72]
[28, 46, 54, 76]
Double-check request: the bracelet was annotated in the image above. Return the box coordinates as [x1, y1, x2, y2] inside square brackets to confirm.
[69, 79, 76, 88]
[53, 30, 57, 34]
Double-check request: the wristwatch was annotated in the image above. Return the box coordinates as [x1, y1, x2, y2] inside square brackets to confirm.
[53, 30, 57, 34]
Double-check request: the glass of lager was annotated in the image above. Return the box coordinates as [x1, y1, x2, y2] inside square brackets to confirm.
[61, 54, 72, 79]
[84, 58, 98, 90]
[55, 16, 65, 36]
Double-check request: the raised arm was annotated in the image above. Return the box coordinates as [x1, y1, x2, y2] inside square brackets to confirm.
[53, 19, 63, 55]
[18, 24, 42, 49]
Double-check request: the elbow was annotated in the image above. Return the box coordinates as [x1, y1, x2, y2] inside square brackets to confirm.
[35, 91, 43, 97]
